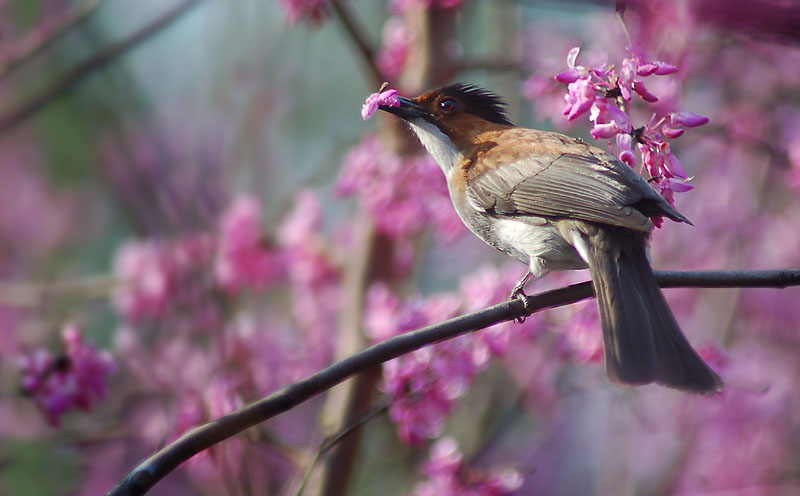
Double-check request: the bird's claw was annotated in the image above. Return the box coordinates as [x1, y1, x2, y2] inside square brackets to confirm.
[509, 286, 530, 323]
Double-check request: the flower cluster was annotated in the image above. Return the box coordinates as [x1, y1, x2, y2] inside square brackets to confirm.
[376, 19, 413, 79]
[555, 46, 709, 210]
[276, 190, 341, 359]
[364, 266, 540, 445]
[215, 195, 285, 293]
[113, 195, 284, 324]
[408, 437, 523, 496]
[18, 324, 115, 426]
[337, 134, 463, 241]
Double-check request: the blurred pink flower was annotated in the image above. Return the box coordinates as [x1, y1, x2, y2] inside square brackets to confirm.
[279, 0, 329, 25]
[277, 190, 340, 362]
[173, 376, 250, 490]
[337, 134, 463, 240]
[112, 233, 227, 333]
[215, 195, 285, 292]
[408, 437, 523, 496]
[377, 18, 412, 79]
[112, 240, 171, 321]
[19, 324, 115, 426]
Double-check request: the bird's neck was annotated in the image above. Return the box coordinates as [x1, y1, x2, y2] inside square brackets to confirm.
[408, 120, 463, 176]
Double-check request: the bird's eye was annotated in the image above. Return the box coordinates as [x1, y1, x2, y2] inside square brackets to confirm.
[438, 98, 458, 113]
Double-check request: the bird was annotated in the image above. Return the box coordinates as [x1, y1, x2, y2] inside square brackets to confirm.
[378, 82, 723, 394]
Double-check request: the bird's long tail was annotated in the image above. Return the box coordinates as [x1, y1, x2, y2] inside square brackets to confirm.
[583, 224, 723, 394]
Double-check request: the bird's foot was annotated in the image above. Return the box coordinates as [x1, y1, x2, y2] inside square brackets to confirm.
[509, 284, 530, 323]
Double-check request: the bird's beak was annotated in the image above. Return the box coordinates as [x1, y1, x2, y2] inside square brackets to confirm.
[380, 96, 428, 121]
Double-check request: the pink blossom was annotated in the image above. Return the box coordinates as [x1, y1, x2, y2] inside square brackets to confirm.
[277, 190, 341, 346]
[563, 77, 596, 121]
[19, 324, 115, 426]
[173, 377, 248, 489]
[615, 133, 637, 168]
[112, 240, 171, 321]
[279, 0, 329, 25]
[364, 283, 428, 341]
[637, 60, 679, 76]
[670, 111, 710, 128]
[633, 79, 659, 102]
[336, 135, 462, 240]
[616, 51, 676, 102]
[362, 88, 400, 120]
[654, 176, 694, 207]
[661, 124, 685, 138]
[554, 46, 586, 84]
[408, 437, 523, 496]
[214, 195, 284, 292]
[589, 100, 632, 139]
[377, 18, 412, 79]
[112, 235, 222, 329]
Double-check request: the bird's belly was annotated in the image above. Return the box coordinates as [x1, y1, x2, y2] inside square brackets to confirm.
[492, 217, 586, 270]
[457, 208, 586, 272]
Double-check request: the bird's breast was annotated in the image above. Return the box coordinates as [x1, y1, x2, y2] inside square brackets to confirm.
[447, 177, 586, 271]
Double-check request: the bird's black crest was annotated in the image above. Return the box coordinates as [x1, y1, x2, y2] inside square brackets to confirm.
[439, 83, 513, 126]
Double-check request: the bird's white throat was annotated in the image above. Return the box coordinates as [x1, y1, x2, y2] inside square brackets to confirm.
[408, 120, 461, 175]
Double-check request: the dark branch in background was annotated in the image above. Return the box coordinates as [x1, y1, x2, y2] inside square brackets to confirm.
[0, 0, 107, 81]
[329, 0, 384, 88]
[0, 0, 205, 135]
[106, 268, 800, 496]
[292, 402, 390, 496]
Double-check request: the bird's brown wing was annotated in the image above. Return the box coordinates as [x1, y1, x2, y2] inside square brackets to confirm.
[466, 152, 688, 232]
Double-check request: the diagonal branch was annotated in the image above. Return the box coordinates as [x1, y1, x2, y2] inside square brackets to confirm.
[105, 268, 800, 496]
[0, 0, 205, 135]
[0, 0, 107, 81]
[329, 0, 383, 88]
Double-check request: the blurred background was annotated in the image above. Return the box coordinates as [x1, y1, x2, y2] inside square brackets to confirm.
[1, 0, 800, 494]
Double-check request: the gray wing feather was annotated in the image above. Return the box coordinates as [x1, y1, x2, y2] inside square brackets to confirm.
[468, 153, 671, 232]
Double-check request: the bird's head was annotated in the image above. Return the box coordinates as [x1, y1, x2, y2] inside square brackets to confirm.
[379, 83, 513, 174]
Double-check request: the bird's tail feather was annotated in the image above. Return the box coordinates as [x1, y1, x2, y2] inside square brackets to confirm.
[584, 225, 723, 394]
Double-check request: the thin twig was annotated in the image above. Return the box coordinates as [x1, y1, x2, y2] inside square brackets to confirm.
[292, 402, 389, 496]
[0, 275, 116, 308]
[0, 0, 107, 80]
[0, 0, 205, 135]
[105, 268, 800, 496]
[329, 0, 383, 88]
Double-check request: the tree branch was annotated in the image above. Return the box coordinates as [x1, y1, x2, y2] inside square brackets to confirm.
[329, 0, 384, 88]
[106, 268, 800, 496]
[0, 0, 107, 81]
[0, 0, 205, 135]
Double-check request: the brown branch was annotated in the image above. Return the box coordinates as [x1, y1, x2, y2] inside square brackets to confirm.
[0, 0, 205, 135]
[0, 275, 116, 308]
[0, 0, 107, 81]
[329, 0, 384, 88]
[106, 268, 800, 496]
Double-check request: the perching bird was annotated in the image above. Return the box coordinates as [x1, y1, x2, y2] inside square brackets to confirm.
[379, 82, 722, 394]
